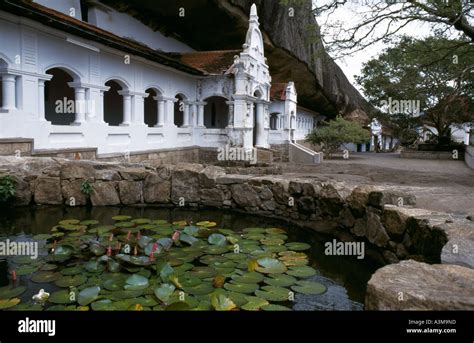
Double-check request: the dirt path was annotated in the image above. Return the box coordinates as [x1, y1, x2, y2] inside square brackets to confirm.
[280, 153, 474, 215]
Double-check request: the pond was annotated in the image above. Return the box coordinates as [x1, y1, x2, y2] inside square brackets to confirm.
[0, 206, 376, 311]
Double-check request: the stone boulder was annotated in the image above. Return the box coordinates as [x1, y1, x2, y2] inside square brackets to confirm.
[118, 167, 147, 181]
[351, 208, 390, 248]
[118, 181, 143, 205]
[61, 180, 88, 206]
[11, 175, 32, 206]
[90, 182, 120, 206]
[34, 177, 62, 205]
[60, 162, 95, 180]
[368, 189, 416, 209]
[143, 172, 170, 204]
[366, 260, 474, 310]
[171, 164, 205, 203]
[441, 238, 474, 269]
[230, 183, 261, 208]
[199, 165, 226, 188]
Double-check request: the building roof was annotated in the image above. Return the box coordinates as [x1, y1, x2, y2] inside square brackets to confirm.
[169, 50, 241, 75]
[270, 83, 288, 101]
[0, 0, 204, 76]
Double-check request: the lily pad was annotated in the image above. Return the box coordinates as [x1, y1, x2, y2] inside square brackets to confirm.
[264, 274, 297, 287]
[55, 275, 87, 288]
[31, 271, 61, 283]
[0, 298, 21, 309]
[241, 296, 269, 311]
[224, 282, 259, 294]
[208, 233, 226, 246]
[183, 283, 214, 296]
[188, 267, 217, 279]
[78, 286, 101, 306]
[33, 234, 53, 240]
[261, 304, 292, 311]
[0, 285, 26, 300]
[154, 283, 175, 303]
[232, 272, 264, 284]
[124, 274, 149, 290]
[211, 294, 236, 311]
[61, 266, 83, 276]
[291, 280, 327, 295]
[255, 257, 287, 274]
[49, 290, 75, 304]
[286, 265, 317, 278]
[112, 215, 132, 221]
[255, 286, 290, 302]
[59, 219, 81, 225]
[285, 242, 311, 251]
[16, 264, 39, 275]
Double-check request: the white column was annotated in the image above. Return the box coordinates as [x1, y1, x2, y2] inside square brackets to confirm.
[165, 98, 176, 127]
[133, 94, 145, 125]
[155, 98, 165, 127]
[97, 90, 106, 123]
[38, 79, 46, 121]
[226, 101, 234, 127]
[73, 87, 86, 124]
[1, 75, 16, 110]
[119, 92, 132, 126]
[197, 102, 205, 127]
[183, 103, 190, 127]
[255, 102, 265, 147]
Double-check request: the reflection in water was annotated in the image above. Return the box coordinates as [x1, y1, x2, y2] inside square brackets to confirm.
[0, 206, 376, 308]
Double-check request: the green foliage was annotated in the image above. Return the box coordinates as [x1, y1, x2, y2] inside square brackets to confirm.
[305, 116, 370, 158]
[357, 35, 474, 141]
[0, 175, 16, 203]
[80, 180, 93, 195]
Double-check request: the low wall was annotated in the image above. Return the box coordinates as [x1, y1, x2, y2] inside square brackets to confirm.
[401, 149, 464, 160]
[1, 156, 473, 309]
[465, 145, 474, 169]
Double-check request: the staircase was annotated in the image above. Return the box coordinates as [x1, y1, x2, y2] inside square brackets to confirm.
[289, 142, 323, 164]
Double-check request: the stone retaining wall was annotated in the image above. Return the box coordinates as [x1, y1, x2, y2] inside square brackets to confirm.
[1, 156, 473, 309]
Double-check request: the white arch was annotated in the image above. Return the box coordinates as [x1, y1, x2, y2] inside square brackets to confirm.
[44, 64, 83, 81]
[104, 76, 131, 90]
[144, 85, 164, 96]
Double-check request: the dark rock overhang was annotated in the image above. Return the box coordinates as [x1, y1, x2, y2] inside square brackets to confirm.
[100, 0, 373, 121]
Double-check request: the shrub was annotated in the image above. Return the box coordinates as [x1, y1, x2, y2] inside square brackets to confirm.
[0, 175, 16, 203]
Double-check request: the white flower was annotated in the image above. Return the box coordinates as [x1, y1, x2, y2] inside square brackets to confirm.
[32, 289, 50, 302]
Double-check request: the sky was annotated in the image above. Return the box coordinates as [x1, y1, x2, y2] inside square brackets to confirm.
[313, 1, 434, 93]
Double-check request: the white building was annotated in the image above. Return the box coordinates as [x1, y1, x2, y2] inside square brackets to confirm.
[0, 1, 322, 160]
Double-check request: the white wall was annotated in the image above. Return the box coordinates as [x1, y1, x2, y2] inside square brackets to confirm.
[33, 0, 82, 17]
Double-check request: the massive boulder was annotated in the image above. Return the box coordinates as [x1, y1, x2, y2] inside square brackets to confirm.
[101, 0, 372, 121]
[366, 260, 474, 310]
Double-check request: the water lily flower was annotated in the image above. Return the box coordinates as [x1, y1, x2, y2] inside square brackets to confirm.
[32, 289, 50, 302]
[172, 231, 180, 242]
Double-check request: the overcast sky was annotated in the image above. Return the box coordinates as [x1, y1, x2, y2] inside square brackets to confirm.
[314, 1, 433, 93]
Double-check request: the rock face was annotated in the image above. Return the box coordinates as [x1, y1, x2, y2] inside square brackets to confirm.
[102, 0, 372, 120]
[366, 260, 474, 310]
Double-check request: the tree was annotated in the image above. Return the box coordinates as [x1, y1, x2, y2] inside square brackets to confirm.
[312, 0, 474, 58]
[356, 35, 474, 143]
[305, 116, 370, 158]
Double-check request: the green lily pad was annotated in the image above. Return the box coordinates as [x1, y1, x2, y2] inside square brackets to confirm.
[286, 265, 317, 278]
[40, 263, 58, 271]
[55, 275, 87, 288]
[13, 256, 37, 264]
[180, 233, 199, 246]
[260, 238, 285, 246]
[107, 290, 143, 300]
[183, 282, 214, 296]
[0, 298, 21, 309]
[208, 233, 226, 246]
[255, 257, 287, 274]
[0, 285, 26, 300]
[124, 274, 149, 290]
[80, 220, 100, 226]
[16, 264, 39, 275]
[33, 234, 53, 240]
[49, 290, 75, 304]
[154, 283, 175, 303]
[266, 228, 286, 234]
[31, 271, 61, 283]
[224, 282, 259, 294]
[61, 266, 83, 276]
[285, 242, 311, 251]
[261, 304, 292, 311]
[205, 246, 229, 255]
[78, 286, 101, 306]
[188, 267, 217, 279]
[85, 260, 105, 273]
[264, 274, 297, 287]
[242, 227, 266, 234]
[255, 286, 290, 302]
[59, 219, 81, 225]
[241, 296, 269, 311]
[232, 272, 264, 284]
[53, 245, 75, 261]
[291, 280, 327, 295]
[211, 294, 236, 311]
